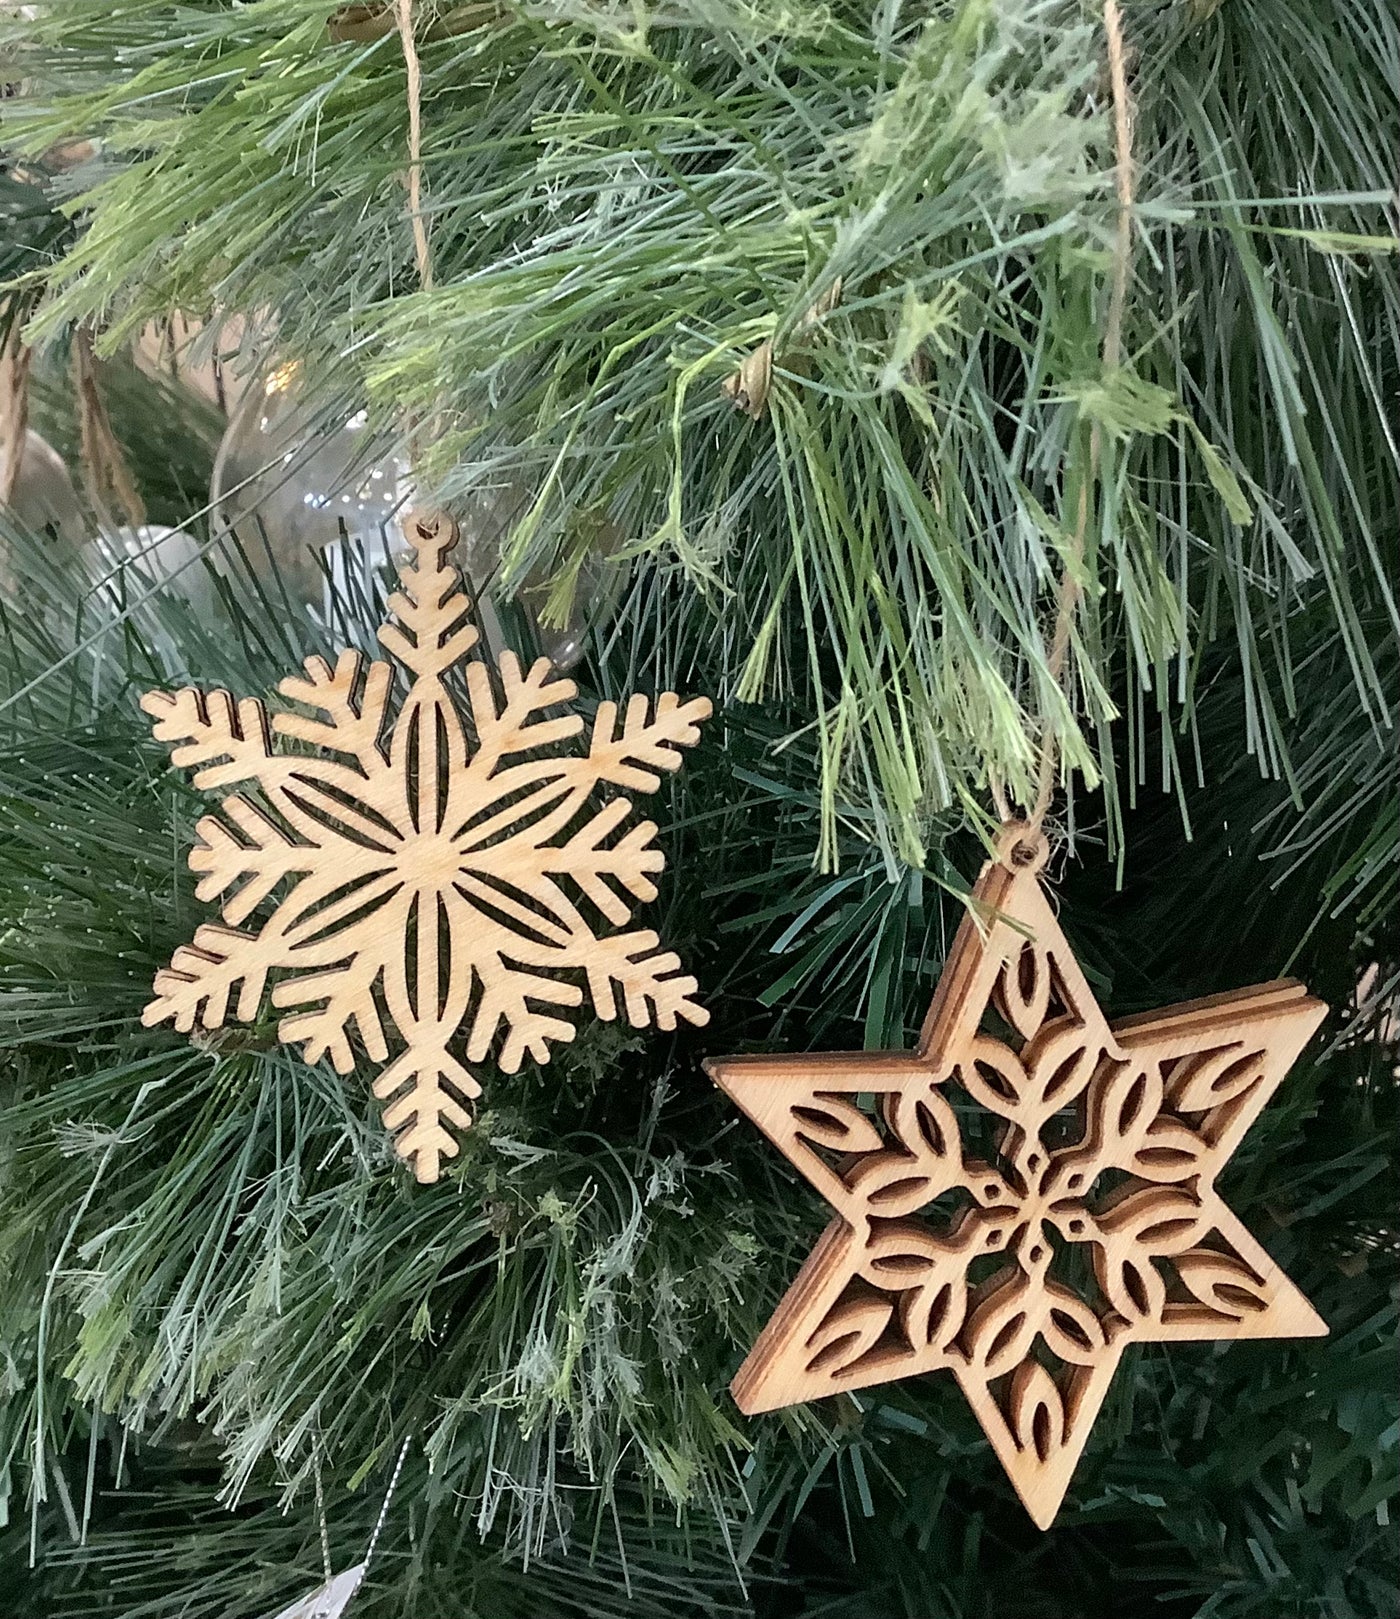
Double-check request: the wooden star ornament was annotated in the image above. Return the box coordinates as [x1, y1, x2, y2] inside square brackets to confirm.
[706, 823, 1327, 1529]
[142, 509, 711, 1183]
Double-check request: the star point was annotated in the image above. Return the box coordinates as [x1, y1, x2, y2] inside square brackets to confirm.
[709, 824, 1328, 1528]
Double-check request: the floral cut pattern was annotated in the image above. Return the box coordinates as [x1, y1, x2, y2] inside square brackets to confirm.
[707, 825, 1327, 1528]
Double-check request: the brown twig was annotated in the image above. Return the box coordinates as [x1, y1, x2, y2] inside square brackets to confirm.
[0, 320, 32, 507]
[72, 325, 146, 529]
[721, 279, 844, 420]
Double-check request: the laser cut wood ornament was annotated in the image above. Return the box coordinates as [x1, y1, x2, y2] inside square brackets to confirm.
[143, 510, 711, 1182]
[706, 824, 1327, 1530]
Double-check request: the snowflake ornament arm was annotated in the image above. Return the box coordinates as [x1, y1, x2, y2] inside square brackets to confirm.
[274, 648, 395, 783]
[141, 508, 711, 1184]
[444, 618, 712, 1071]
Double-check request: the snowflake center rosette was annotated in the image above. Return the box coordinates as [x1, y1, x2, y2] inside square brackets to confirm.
[141, 509, 712, 1182]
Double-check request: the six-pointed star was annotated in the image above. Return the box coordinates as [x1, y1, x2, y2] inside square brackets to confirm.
[706, 826, 1327, 1529]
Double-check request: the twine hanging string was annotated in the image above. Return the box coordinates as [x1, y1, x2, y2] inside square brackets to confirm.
[290, 1433, 409, 1617]
[393, 0, 446, 494]
[394, 0, 433, 294]
[995, 0, 1135, 840]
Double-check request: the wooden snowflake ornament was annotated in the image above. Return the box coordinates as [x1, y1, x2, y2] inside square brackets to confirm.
[142, 510, 711, 1182]
[706, 824, 1327, 1529]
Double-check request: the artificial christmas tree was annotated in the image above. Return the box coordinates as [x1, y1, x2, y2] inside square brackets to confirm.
[0, 2, 1395, 1616]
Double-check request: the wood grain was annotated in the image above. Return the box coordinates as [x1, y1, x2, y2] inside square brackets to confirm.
[706, 823, 1327, 1530]
[144, 509, 711, 1182]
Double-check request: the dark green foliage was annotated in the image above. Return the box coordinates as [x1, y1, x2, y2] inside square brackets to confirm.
[0, 515, 1393, 1616]
[0, 2, 1396, 1616]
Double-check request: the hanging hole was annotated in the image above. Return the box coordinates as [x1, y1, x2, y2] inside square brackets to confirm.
[996, 822, 1050, 874]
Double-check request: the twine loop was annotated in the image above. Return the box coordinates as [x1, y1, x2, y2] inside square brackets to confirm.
[404, 506, 457, 552]
[994, 820, 1051, 877]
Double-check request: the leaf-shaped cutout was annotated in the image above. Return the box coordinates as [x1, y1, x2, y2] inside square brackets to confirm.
[1028, 1025, 1101, 1113]
[790, 1095, 884, 1155]
[996, 940, 1052, 1041]
[1039, 1284, 1107, 1365]
[1008, 1359, 1066, 1463]
[867, 1173, 940, 1211]
[1130, 1117, 1206, 1181]
[846, 1121, 962, 1216]
[1093, 1245, 1166, 1324]
[803, 1292, 894, 1378]
[858, 1217, 962, 1290]
[1166, 1045, 1266, 1113]
[885, 1084, 962, 1166]
[1172, 1249, 1270, 1318]
[964, 1271, 1038, 1378]
[957, 1037, 1029, 1119]
[899, 1272, 969, 1354]
[1095, 1185, 1210, 1257]
[1090, 1060, 1166, 1145]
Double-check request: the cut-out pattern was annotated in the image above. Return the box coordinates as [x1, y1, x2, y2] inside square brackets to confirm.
[706, 825, 1327, 1529]
[143, 510, 711, 1182]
